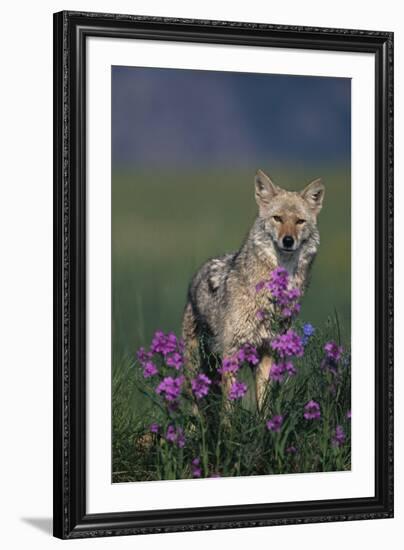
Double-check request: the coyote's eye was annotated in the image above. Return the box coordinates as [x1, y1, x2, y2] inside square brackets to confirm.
[296, 219, 306, 225]
[273, 215, 283, 223]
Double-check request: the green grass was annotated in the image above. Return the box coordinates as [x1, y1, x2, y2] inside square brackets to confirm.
[112, 316, 351, 482]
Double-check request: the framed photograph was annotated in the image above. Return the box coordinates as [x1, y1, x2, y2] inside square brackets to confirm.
[53, 11, 394, 539]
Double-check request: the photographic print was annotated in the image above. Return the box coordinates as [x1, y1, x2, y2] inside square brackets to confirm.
[111, 66, 351, 483]
[54, 12, 393, 538]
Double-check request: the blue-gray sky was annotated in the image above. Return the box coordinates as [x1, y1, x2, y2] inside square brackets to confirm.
[112, 66, 350, 169]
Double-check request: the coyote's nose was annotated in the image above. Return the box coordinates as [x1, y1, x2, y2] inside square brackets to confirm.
[282, 235, 294, 249]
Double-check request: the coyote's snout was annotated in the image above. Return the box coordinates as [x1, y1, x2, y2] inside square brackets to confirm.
[182, 169, 325, 406]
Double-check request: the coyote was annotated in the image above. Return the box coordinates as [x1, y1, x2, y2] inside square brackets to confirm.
[182, 169, 325, 407]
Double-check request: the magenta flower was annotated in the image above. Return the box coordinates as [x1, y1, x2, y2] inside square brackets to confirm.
[151, 330, 179, 356]
[286, 446, 297, 454]
[166, 352, 183, 370]
[191, 457, 202, 478]
[269, 268, 301, 315]
[332, 425, 346, 447]
[237, 343, 259, 365]
[271, 330, 304, 358]
[281, 303, 301, 318]
[165, 425, 176, 442]
[156, 375, 185, 402]
[304, 400, 321, 420]
[149, 423, 160, 433]
[324, 341, 343, 362]
[228, 380, 248, 401]
[191, 373, 212, 399]
[269, 361, 295, 382]
[218, 355, 239, 374]
[270, 363, 285, 382]
[285, 287, 301, 300]
[285, 361, 297, 376]
[165, 425, 186, 448]
[266, 415, 284, 433]
[255, 267, 301, 319]
[268, 266, 289, 292]
[143, 360, 158, 378]
[346, 410, 352, 420]
[137, 346, 153, 365]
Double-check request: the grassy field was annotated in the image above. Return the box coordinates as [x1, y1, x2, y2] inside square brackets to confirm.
[111, 166, 351, 481]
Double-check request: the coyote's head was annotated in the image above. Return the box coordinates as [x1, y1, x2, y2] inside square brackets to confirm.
[254, 169, 325, 255]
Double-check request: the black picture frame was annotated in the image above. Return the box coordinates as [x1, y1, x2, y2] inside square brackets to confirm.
[53, 10, 394, 539]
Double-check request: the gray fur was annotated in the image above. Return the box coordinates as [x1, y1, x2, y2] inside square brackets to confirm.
[182, 169, 324, 390]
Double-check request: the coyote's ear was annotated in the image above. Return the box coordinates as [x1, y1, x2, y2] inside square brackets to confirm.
[255, 169, 279, 214]
[301, 178, 325, 215]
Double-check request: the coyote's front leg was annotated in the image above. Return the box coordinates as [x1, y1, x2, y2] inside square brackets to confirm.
[219, 343, 239, 412]
[255, 355, 272, 410]
[182, 302, 201, 377]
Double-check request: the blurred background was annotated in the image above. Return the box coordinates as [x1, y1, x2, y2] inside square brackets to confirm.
[112, 66, 351, 361]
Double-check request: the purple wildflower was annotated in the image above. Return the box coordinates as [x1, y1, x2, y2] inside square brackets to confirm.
[166, 352, 183, 370]
[165, 424, 177, 443]
[191, 373, 212, 399]
[286, 446, 297, 454]
[346, 409, 352, 420]
[143, 360, 158, 378]
[191, 457, 202, 478]
[268, 266, 289, 293]
[269, 269, 301, 314]
[303, 323, 315, 337]
[324, 341, 343, 362]
[332, 425, 346, 447]
[137, 346, 153, 366]
[286, 287, 301, 300]
[150, 330, 168, 353]
[156, 375, 185, 402]
[218, 355, 239, 375]
[271, 329, 304, 358]
[228, 380, 248, 401]
[255, 267, 302, 318]
[285, 361, 297, 376]
[302, 323, 315, 345]
[304, 400, 321, 420]
[165, 425, 185, 448]
[149, 423, 160, 433]
[269, 361, 295, 382]
[237, 343, 259, 365]
[151, 330, 179, 356]
[270, 363, 286, 382]
[266, 415, 284, 433]
[281, 303, 301, 318]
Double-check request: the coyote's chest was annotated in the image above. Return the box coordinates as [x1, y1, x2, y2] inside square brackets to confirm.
[220, 277, 276, 353]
